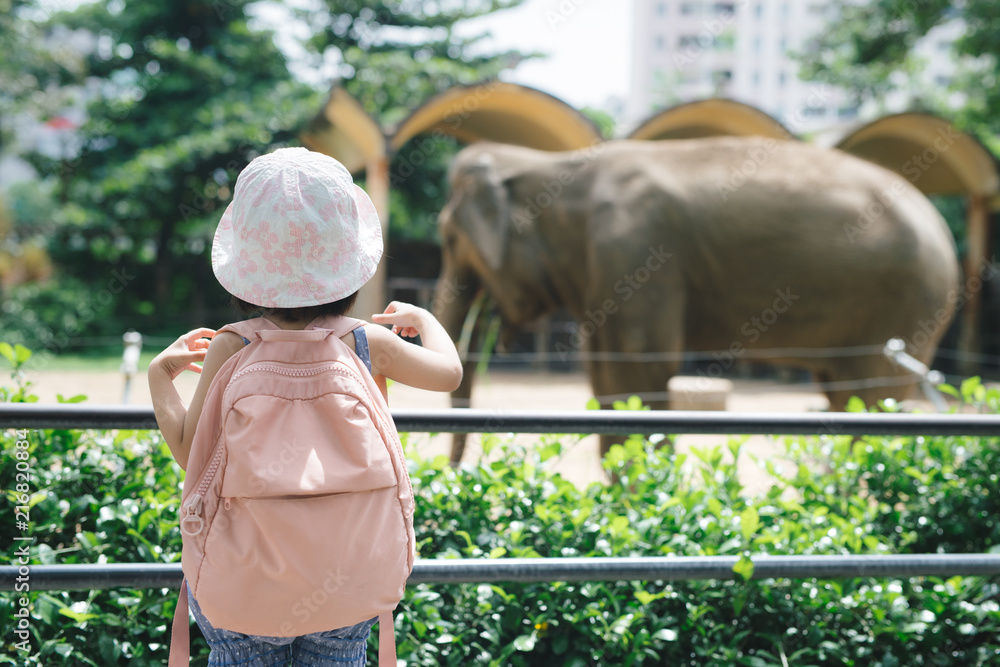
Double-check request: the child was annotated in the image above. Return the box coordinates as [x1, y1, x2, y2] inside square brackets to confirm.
[148, 147, 463, 666]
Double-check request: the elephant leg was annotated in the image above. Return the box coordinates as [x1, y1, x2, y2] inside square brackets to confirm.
[815, 356, 922, 412]
[587, 316, 683, 458]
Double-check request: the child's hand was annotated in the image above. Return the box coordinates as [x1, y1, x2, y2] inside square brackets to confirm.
[150, 328, 215, 380]
[371, 302, 429, 338]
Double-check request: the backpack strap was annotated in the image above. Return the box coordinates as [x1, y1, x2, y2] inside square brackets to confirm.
[168, 577, 190, 667]
[217, 317, 280, 343]
[217, 316, 365, 342]
[319, 317, 388, 403]
[308, 314, 366, 338]
[378, 611, 397, 667]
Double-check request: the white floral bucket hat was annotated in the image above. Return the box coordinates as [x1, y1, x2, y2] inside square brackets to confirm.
[212, 147, 383, 308]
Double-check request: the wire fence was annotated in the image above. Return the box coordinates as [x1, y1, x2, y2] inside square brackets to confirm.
[18, 332, 1000, 367]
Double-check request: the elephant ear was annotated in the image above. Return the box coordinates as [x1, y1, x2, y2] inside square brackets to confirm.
[459, 152, 510, 272]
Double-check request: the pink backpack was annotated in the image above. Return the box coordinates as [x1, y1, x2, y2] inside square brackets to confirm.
[168, 316, 415, 666]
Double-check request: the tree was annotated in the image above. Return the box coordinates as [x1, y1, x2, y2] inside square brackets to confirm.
[797, 0, 1000, 142]
[302, 1, 529, 122]
[12, 0, 321, 339]
[9, 0, 532, 343]
[0, 0, 82, 153]
[300, 1, 533, 246]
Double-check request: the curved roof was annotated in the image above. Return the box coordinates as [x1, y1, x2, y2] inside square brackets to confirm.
[301, 87, 386, 175]
[627, 98, 795, 141]
[389, 81, 603, 153]
[835, 112, 1000, 198]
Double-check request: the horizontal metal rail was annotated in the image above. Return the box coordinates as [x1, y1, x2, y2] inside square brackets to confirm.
[3, 555, 1000, 592]
[2, 404, 1000, 436]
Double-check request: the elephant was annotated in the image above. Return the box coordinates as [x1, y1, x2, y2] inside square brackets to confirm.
[431, 137, 961, 462]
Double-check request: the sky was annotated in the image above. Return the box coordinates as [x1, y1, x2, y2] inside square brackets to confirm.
[262, 0, 634, 113]
[456, 0, 634, 111]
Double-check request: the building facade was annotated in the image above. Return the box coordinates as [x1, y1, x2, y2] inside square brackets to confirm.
[628, 0, 962, 135]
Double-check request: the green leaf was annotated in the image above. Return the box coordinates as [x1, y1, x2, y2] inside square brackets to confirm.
[937, 383, 961, 399]
[0, 342, 14, 364]
[513, 634, 537, 651]
[634, 590, 667, 606]
[733, 555, 755, 581]
[13, 344, 32, 364]
[59, 608, 101, 623]
[740, 507, 760, 542]
[960, 376, 982, 402]
[845, 396, 867, 413]
[652, 628, 678, 642]
[707, 497, 723, 518]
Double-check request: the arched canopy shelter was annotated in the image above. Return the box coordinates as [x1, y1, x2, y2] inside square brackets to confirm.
[836, 112, 1000, 371]
[301, 87, 389, 320]
[627, 99, 795, 141]
[835, 112, 999, 198]
[302, 87, 386, 175]
[389, 81, 604, 153]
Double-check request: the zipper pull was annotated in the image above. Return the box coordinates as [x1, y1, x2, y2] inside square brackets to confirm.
[180, 494, 205, 536]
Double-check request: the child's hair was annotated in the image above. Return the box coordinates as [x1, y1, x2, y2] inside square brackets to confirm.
[232, 291, 359, 322]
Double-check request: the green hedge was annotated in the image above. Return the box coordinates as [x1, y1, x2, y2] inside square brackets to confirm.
[1, 346, 999, 666]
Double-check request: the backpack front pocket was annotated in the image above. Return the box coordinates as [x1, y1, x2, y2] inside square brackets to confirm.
[221, 391, 397, 499]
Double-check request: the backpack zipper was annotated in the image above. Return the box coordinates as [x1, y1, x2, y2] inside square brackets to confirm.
[229, 361, 349, 384]
[181, 360, 410, 532]
[180, 441, 224, 536]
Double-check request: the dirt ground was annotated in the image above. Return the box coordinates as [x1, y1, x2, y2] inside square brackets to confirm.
[25, 366, 869, 493]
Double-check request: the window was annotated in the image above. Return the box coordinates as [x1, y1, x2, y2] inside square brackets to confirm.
[680, 70, 702, 85]
[779, 71, 787, 86]
[803, 105, 826, 118]
[753, 36, 762, 53]
[752, 71, 761, 87]
[681, 2, 697, 15]
[755, 2, 763, 18]
[655, 35, 665, 51]
[656, 2, 666, 16]
[838, 105, 859, 119]
[677, 35, 715, 49]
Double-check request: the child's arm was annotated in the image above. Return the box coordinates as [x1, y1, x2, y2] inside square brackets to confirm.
[147, 329, 244, 470]
[368, 301, 463, 392]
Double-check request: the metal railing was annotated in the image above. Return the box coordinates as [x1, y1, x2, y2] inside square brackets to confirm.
[4, 555, 1000, 592]
[3, 403, 1000, 436]
[3, 405, 1000, 590]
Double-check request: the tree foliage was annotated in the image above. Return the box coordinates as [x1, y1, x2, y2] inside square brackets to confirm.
[797, 1, 1000, 139]
[302, 1, 529, 123]
[299, 1, 534, 249]
[3, 0, 529, 342]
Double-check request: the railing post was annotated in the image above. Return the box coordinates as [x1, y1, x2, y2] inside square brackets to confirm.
[121, 331, 143, 404]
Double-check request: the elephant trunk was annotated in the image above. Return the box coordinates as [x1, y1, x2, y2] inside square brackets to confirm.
[432, 265, 481, 464]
